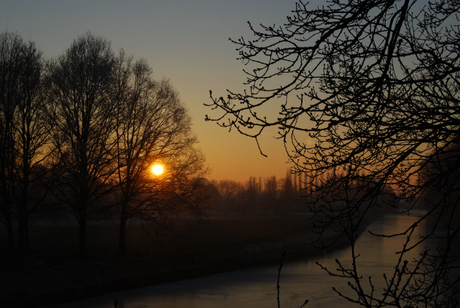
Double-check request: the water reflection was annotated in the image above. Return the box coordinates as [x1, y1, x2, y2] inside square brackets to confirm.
[44, 213, 426, 308]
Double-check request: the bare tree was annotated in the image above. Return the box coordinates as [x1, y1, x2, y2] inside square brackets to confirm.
[280, 171, 295, 204]
[112, 52, 208, 254]
[207, 0, 460, 306]
[214, 179, 245, 209]
[244, 176, 260, 211]
[263, 175, 278, 210]
[0, 32, 48, 251]
[46, 33, 116, 258]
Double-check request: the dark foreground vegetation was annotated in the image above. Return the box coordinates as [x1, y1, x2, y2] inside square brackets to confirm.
[206, 0, 460, 306]
[1, 215, 333, 308]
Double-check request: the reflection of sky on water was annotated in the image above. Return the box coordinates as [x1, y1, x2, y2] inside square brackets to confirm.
[324, 213, 428, 301]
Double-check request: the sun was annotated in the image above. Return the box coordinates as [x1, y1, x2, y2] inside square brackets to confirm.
[151, 164, 164, 176]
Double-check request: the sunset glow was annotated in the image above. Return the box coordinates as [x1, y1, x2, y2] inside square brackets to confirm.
[151, 164, 164, 176]
[0, 1, 293, 183]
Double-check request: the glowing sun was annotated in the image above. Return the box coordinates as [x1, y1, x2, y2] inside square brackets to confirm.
[151, 164, 164, 176]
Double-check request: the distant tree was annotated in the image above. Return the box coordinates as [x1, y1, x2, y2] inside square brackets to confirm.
[207, 0, 460, 306]
[206, 180, 224, 210]
[244, 176, 260, 210]
[112, 52, 207, 254]
[280, 171, 295, 203]
[0, 32, 48, 250]
[419, 142, 460, 207]
[46, 33, 116, 258]
[263, 175, 278, 210]
[214, 180, 245, 209]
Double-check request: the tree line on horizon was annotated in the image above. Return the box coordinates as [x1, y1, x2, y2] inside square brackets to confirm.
[0, 31, 208, 257]
[208, 171, 307, 214]
[205, 168, 400, 217]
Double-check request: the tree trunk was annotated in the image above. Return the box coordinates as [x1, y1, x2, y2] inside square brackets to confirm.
[18, 187, 29, 249]
[118, 202, 128, 255]
[18, 152, 31, 249]
[79, 205, 87, 260]
[17, 202, 29, 248]
[5, 208, 15, 252]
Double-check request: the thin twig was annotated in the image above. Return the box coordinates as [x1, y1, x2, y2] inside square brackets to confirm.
[277, 250, 287, 308]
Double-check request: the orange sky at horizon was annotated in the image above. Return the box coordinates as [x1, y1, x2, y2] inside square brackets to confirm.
[1, 0, 307, 183]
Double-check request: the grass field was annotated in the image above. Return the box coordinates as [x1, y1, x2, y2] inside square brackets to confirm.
[1, 216, 319, 307]
[6, 216, 313, 256]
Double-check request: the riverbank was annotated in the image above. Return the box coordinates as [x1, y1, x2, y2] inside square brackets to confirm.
[0, 216, 349, 308]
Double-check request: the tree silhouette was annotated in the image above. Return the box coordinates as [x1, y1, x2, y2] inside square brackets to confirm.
[0, 31, 210, 260]
[112, 52, 207, 254]
[0, 32, 48, 251]
[46, 33, 117, 258]
[207, 0, 460, 306]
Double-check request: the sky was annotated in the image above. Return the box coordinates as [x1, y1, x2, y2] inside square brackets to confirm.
[1, 0, 300, 183]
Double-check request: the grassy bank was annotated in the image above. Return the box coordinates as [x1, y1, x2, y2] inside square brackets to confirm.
[1, 216, 322, 307]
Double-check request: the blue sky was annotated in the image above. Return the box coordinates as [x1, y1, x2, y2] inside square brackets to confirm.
[1, 0, 299, 182]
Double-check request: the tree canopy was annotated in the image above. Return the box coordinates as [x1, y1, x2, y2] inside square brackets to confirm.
[112, 52, 207, 254]
[0, 32, 207, 258]
[207, 0, 460, 306]
[0, 32, 46, 250]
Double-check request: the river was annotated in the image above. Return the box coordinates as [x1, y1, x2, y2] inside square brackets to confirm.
[44, 212, 426, 308]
